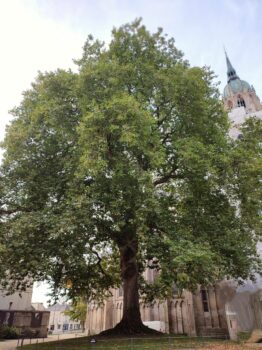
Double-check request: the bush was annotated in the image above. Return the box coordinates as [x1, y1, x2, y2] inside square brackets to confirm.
[238, 331, 251, 343]
[0, 325, 19, 339]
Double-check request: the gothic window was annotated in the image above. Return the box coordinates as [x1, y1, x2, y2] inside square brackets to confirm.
[201, 289, 209, 312]
[227, 100, 233, 110]
[237, 97, 246, 108]
[118, 286, 123, 297]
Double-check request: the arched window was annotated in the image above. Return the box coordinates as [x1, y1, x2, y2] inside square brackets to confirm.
[118, 286, 123, 297]
[200, 289, 209, 312]
[227, 100, 233, 110]
[237, 97, 246, 108]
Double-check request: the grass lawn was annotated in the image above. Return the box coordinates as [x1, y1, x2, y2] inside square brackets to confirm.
[20, 335, 247, 350]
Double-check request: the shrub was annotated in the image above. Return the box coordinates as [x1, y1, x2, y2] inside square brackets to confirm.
[0, 325, 19, 339]
[238, 331, 251, 343]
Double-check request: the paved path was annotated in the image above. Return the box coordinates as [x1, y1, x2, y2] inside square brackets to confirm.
[0, 333, 87, 350]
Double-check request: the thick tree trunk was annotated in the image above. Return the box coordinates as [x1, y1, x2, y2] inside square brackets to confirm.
[116, 237, 144, 332]
[100, 235, 159, 335]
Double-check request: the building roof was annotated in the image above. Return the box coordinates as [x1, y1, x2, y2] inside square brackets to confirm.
[47, 303, 70, 311]
[223, 51, 252, 99]
[31, 302, 46, 311]
[224, 79, 252, 99]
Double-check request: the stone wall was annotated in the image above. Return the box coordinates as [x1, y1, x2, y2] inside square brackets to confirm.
[0, 310, 50, 337]
[251, 290, 262, 329]
[192, 284, 231, 337]
[0, 288, 33, 311]
[224, 90, 262, 114]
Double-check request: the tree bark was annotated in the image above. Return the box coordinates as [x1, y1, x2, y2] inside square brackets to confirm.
[100, 234, 159, 335]
[117, 237, 143, 332]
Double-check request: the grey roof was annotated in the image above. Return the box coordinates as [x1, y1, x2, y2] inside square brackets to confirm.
[47, 303, 70, 311]
[31, 302, 46, 311]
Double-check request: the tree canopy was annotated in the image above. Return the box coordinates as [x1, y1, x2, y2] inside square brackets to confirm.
[0, 20, 261, 334]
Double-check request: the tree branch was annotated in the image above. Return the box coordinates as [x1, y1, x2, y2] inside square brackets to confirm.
[153, 168, 178, 186]
[0, 207, 32, 215]
[91, 249, 108, 277]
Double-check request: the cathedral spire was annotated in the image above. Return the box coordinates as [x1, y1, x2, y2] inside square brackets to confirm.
[224, 50, 239, 83]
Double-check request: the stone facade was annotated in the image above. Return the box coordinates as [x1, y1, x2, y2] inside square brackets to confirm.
[224, 87, 262, 114]
[0, 286, 50, 337]
[86, 285, 230, 337]
[0, 288, 33, 311]
[0, 310, 50, 337]
[227, 106, 262, 138]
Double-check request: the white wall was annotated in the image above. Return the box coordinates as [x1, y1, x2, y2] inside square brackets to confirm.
[228, 107, 262, 138]
[48, 308, 81, 333]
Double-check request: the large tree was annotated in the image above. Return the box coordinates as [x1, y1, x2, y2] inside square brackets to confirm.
[0, 20, 261, 334]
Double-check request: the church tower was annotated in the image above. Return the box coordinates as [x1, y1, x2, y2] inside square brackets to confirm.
[223, 51, 262, 137]
[223, 51, 262, 113]
[222, 51, 262, 336]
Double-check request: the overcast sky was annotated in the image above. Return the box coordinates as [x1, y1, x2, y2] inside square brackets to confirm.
[0, 0, 261, 305]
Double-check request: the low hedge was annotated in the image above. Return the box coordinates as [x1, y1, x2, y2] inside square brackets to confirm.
[0, 325, 19, 339]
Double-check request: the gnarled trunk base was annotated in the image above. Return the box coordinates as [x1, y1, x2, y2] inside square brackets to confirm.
[100, 233, 162, 336]
[99, 320, 162, 336]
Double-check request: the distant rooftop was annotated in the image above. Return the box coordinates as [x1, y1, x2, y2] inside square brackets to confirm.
[47, 303, 70, 312]
[31, 302, 46, 311]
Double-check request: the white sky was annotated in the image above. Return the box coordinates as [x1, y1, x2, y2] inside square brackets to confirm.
[0, 0, 261, 305]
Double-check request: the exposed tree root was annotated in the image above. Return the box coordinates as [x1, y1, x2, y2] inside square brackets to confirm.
[99, 320, 163, 336]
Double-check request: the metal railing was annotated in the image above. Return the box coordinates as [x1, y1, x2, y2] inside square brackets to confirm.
[17, 332, 86, 348]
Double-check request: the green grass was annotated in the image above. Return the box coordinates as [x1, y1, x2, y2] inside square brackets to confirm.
[20, 335, 242, 350]
[237, 332, 251, 343]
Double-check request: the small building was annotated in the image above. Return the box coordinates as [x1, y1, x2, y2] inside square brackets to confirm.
[47, 304, 81, 333]
[0, 287, 50, 337]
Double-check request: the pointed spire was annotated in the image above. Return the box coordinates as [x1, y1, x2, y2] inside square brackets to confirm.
[224, 49, 239, 83]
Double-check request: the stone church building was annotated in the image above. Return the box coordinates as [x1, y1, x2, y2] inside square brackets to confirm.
[87, 277, 232, 337]
[86, 53, 262, 338]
